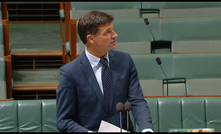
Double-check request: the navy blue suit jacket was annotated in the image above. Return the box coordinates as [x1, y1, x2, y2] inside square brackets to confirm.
[56, 50, 153, 132]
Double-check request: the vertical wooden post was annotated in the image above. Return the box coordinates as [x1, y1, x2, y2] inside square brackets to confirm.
[2, 20, 10, 56]
[4, 55, 12, 99]
[70, 19, 78, 61]
[2, 2, 8, 20]
[65, 2, 70, 63]
[60, 2, 67, 64]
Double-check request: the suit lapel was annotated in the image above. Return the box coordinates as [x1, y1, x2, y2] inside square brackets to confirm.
[79, 51, 106, 110]
[109, 51, 119, 113]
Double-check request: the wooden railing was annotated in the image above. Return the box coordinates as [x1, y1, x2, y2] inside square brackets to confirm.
[0, 98, 14, 101]
[70, 19, 78, 61]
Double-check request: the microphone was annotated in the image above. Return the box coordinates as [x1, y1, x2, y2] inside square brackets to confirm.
[144, 18, 172, 53]
[144, 18, 155, 41]
[116, 102, 124, 132]
[124, 102, 132, 133]
[155, 57, 169, 96]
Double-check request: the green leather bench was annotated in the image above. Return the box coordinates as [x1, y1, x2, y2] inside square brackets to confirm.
[73, 19, 154, 57]
[141, 2, 221, 18]
[68, 17, 221, 57]
[0, 99, 59, 132]
[1, 97, 220, 132]
[70, 2, 221, 18]
[70, 2, 141, 19]
[0, 21, 4, 56]
[131, 53, 221, 96]
[0, 57, 7, 99]
[132, 97, 221, 132]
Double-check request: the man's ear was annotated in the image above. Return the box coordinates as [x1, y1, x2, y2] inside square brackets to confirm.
[87, 34, 94, 44]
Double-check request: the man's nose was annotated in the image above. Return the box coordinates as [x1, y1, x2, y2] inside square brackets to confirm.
[112, 31, 118, 38]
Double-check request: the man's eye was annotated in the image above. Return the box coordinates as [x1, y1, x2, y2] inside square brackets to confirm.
[104, 31, 111, 35]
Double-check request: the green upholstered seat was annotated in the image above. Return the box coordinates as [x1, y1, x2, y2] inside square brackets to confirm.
[130, 97, 221, 132]
[76, 17, 221, 56]
[141, 2, 221, 18]
[18, 100, 42, 132]
[131, 54, 173, 96]
[70, 2, 141, 20]
[0, 57, 7, 99]
[160, 17, 221, 53]
[42, 100, 59, 132]
[75, 19, 154, 56]
[131, 53, 221, 96]
[173, 53, 221, 95]
[1, 98, 221, 132]
[0, 101, 18, 132]
[71, 15, 221, 58]
[0, 21, 4, 56]
[0, 100, 59, 132]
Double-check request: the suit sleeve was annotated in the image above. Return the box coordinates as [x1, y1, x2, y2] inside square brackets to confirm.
[127, 54, 153, 131]
[56, 66, 89, 132]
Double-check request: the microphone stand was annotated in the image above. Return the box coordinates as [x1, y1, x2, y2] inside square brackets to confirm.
[156, 57, 169, 96]
[120, 111, 122, 133]
[124, 102, 132, 133]
[116, 102, 124, 133]
[160, 64, 169, 96]
[126, 110, 129, 133]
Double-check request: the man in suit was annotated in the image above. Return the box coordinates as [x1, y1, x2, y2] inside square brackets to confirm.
[56, 10, 153, 132]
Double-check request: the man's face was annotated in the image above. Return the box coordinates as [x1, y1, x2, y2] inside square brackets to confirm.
[92, 22, 118, 52]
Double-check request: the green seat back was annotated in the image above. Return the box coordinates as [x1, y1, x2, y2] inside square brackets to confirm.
[205, 97, 221, 132]
[70, 2, 141, 20]
[131, 54, 174, 80]
[181, 97, 206, 128]
[0, 21, 4, 56]
[141, 2, 221, 17]
[0, 57, 6, 99]
[71, 2, 141, 10]
[141, 2, 221, 9]
[137, 97, 221, 132]
[42, 100, 59, 132]
[173, 53, 221, 79]
[76, 19, 156, 55]
[160, 17, 221, 41]
[0, 101, 18, 132]
[131, 54, 173, 96]
[18, 100, 42, 132]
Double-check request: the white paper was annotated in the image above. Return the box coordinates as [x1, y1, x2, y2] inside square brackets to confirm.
[98, 120, 128, 132]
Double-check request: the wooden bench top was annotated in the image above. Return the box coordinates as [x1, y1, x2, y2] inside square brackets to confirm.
[11, 50, 63, 57]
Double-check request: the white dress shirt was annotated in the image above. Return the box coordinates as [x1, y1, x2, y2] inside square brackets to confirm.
[85, 49, 110, 94]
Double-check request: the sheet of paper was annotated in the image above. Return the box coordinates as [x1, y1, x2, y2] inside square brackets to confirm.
[98, 120, 128, 132]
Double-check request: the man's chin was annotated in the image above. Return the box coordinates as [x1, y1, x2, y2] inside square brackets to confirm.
[112, 45, 116, 50]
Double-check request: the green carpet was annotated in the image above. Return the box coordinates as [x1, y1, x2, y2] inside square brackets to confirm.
[12, 69, 60, 85]
[9, 23, 61, 51]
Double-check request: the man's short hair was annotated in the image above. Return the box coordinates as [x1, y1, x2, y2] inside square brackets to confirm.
[77, 10, 114, 44]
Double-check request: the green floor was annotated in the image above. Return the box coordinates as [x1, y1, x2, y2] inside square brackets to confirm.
[9, 23, 61, 51]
